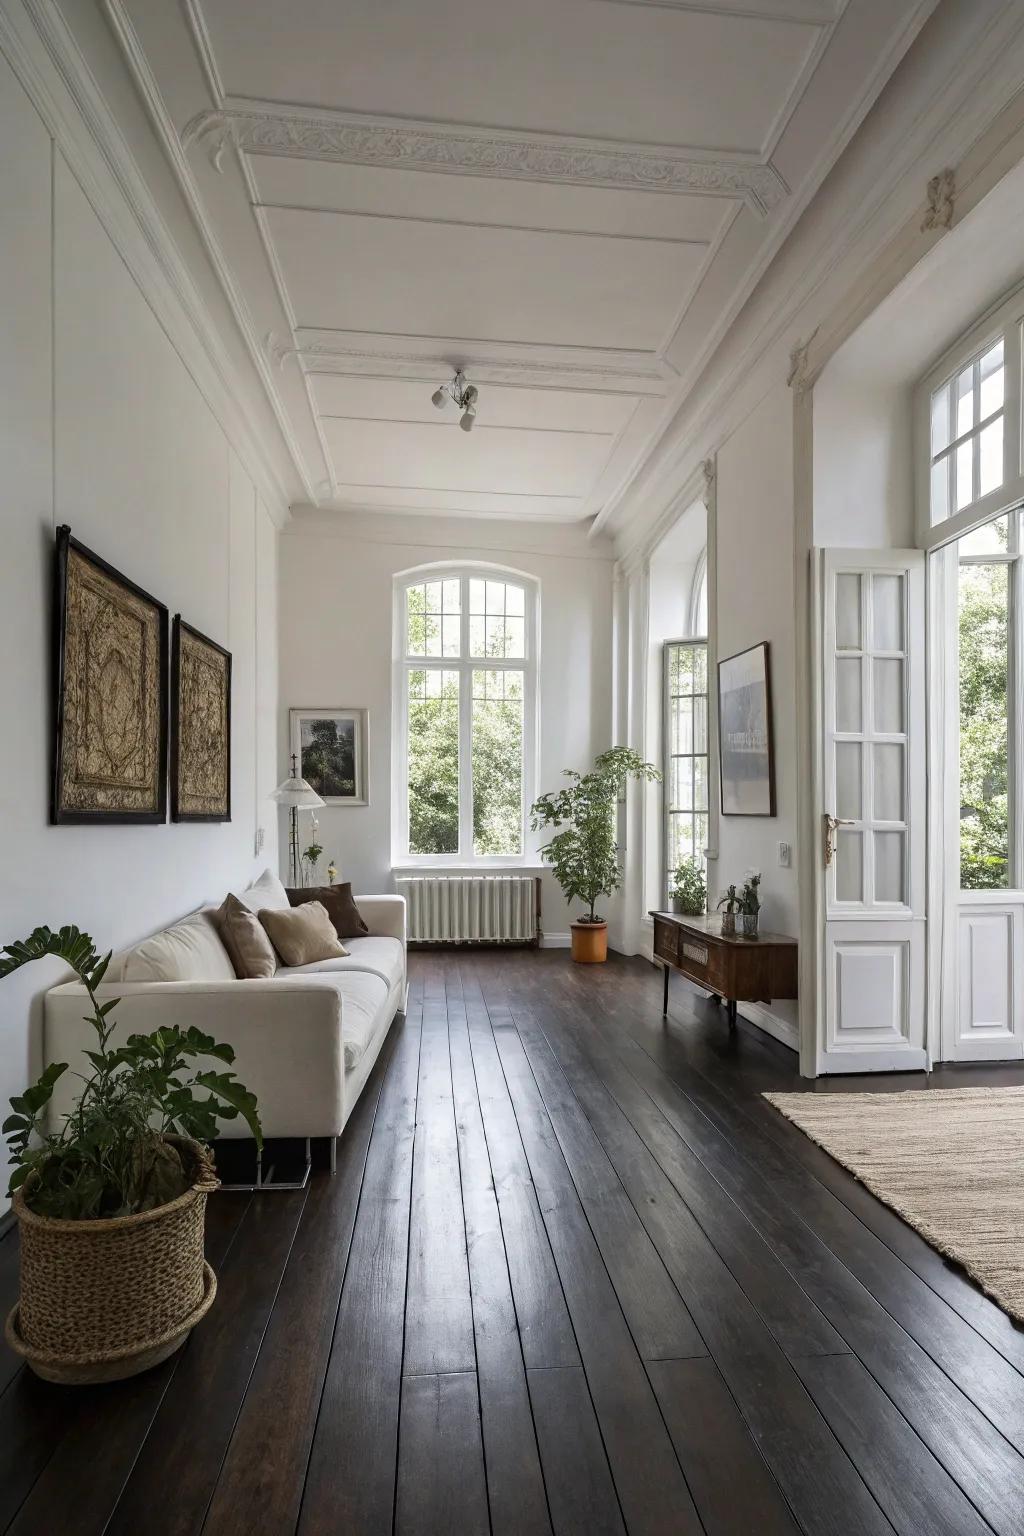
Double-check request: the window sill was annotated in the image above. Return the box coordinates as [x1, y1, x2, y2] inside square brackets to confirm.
[392, 862, 546, 873]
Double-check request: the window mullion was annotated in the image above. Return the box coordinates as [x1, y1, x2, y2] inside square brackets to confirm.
[1013, 551, 1024, 886]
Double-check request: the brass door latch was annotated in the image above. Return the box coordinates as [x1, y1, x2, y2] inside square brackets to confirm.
[823, 813, 854, 868]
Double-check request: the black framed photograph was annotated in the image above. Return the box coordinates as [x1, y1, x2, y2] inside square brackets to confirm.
[170, 616, 232, 822]
[52, 524, 168, 825]
[718, 641, 776, 817]
[290, 708, 369, 805]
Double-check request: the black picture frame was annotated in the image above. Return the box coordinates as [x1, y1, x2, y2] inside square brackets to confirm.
[170, 615, 232, 823]
[52, 525, 169, 825]
[717, 640, 777, 818]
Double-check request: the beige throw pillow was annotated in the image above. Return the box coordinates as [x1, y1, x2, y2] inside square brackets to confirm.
[259, 901, 348, 967]
[214, 892, 278, 980]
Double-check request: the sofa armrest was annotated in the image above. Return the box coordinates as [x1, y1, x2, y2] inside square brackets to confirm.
[355, 894, 407, 946]
[44, 977, 346, 1139]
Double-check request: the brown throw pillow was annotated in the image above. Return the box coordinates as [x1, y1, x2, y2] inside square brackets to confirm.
[260, 901, 349, 967]
[287, 883, 369, 940]
[213, 893, 278, 980]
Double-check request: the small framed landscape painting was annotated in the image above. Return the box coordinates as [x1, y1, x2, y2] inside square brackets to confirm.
[291, 708, 369, 805]
[170, 616, 232, 822]
[718, 641, 776, 817]
[52, 525, 168, 825]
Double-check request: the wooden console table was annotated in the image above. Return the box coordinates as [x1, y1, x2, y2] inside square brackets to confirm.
[649, 912, 798, 1027]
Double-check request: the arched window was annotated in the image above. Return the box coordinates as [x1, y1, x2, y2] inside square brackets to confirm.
[689, 551, 708, 638]
[393, 566, 538, 864]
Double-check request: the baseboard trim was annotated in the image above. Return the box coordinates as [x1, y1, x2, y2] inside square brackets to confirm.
[540, 932, 571, 949]
[738, 1000, 799, 1053]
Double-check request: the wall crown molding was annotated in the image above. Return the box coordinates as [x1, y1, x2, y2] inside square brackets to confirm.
[183, 103, 789, 218]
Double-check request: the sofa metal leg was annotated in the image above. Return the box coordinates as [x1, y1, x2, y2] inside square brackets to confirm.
[216, 1137, 312, 1192]
[330, 1137, 337, 1176]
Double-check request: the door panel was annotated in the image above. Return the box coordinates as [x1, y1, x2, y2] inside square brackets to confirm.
[954, 903, 1024, 1061]
[817, 550, 926, 1073]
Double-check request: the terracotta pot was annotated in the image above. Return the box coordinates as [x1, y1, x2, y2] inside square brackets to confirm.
[571, 921, 608, 964]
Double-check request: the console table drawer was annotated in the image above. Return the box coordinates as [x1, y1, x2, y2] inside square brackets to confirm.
[653, 919, 679, 964]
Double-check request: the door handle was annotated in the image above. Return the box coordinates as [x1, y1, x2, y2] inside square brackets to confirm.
[823, 813, 854, 868]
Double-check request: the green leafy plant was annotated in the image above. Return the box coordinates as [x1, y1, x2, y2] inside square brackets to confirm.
[671, 858, 707, 916]
[717, 883, 741, 915]
[531, 747, 661, 924]
[1, 926, 262, 1220]
[740, 871, 762, 915]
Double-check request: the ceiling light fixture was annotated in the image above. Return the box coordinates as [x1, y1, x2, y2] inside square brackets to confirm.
[431, 370, 479, 433]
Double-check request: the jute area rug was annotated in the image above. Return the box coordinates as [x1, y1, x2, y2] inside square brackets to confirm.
[764, 1086, 1024, 1324]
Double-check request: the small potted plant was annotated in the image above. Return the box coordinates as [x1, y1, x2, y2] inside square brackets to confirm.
[301, 813, 325, 887]
[740, 871, 762, 938]
[532, 747, 660, 963]
[1, 925, 261, 1384]
[671, 858, 706, 917]
[717, 883, 740, 937]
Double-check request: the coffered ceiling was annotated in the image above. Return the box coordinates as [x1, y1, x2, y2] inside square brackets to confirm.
[106, 0, 935, 523]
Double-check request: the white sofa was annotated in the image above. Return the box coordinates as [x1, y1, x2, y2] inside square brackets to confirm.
[43, 871, 406, 1168]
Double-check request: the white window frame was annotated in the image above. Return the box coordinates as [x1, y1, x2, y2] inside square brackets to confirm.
[915, 282, 1024, 550]
[662, 635, 710, 905]
[391, 563, 539, 868]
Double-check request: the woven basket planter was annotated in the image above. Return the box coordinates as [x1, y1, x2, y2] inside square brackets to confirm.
[4, 1137, 219, 1385]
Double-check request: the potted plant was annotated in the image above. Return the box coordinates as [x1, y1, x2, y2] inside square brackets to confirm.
[671, 858, 706, 917]
[717, 883, 740, 937]
[740, 871, 762, 938]
[531, 747, 660, 963]
[1, 925, 261, 1384]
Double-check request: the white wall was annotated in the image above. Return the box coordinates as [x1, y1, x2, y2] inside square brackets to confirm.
[0, 55, 279, 1203]
[278, 509, 615, 937]
[712, 382, 800, 1039]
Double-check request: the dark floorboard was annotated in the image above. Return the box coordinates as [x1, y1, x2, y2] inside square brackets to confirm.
[2, 949, 1024, 1535]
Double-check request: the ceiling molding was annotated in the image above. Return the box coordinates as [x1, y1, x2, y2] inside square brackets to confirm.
[101, 0, 325, 505]
[182, 103, 789, 217]
[293, 329, 672, 396]
[586, 0, 839, 21]
[2, 0, 296, 524]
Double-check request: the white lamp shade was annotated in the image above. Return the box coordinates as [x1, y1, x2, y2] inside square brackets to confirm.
[271, 774, 325, 809]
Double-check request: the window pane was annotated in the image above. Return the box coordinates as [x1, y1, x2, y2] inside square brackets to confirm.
[979, 340, 1004, 417]
[874, 831, 905, 903]
[956, 438, 974, 510]
[835, 741, 862, 820]
[959, 515, 1008, 557]
[472, 668, 523, 856]
[931, 383, 951, 456]
[979, 416, 1004, 498]
[408, 668, 459, 855]
[836, 657, 862, 733]
[959, 559, 1009, 889]
[665, 640, 709, 894]
[506, 583, 525, 616]
[835, 830, 863, 901]
[442, 579, 461, 612]
[836, 574, 862, 649]
[873, 742, 904, 823]
[930, 456, 949, 524]
[956, 365, 974, 436]
[406, 584, 426, 655]
[871, 574, 904, 652]
[442, 615, 461, 656]
[873, 658, 904, 734]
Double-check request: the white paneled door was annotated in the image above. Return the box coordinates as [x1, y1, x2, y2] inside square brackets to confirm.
[817, 550, 927, 1072]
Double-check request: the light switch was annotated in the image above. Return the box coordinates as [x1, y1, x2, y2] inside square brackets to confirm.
[778, 840, 791, 868]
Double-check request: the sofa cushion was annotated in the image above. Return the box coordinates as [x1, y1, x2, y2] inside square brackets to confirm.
[276, 935, 404, 992]
[213, 892, 278, 980]
[260, 902, 348, 967]
[308, 970, 389, 1071]
[287, 883, 369, 939]
[122, 909, 236, 984]
[235, 867, 291, 916]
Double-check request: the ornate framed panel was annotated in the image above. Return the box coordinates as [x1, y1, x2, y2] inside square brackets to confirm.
[170, 616, 232, 823]
[52, 525, 168, 825]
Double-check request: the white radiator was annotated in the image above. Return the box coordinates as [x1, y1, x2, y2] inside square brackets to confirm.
[395, 875, 538, 944]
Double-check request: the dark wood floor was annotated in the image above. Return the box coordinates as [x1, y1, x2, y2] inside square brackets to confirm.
[3, 950, 1024, 1535]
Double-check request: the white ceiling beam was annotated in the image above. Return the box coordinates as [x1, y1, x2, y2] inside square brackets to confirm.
[183, 102, 788, 218]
